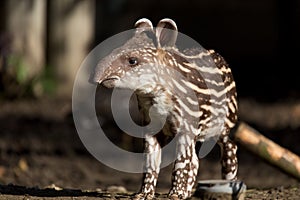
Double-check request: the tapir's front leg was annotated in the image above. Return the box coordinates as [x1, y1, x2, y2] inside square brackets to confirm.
[169, 134, 199, 199]
[134, 134, 161, 200]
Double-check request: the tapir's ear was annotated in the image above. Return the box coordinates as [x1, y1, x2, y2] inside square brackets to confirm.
[135, 18, 154, 33]
[156, 18, 178, 48]
[134, 18, 157, 47]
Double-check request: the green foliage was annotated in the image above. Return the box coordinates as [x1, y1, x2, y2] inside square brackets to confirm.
[7, 55, 28, 84]
[34, 66, 57, 96]
[1, 55, 57, 98]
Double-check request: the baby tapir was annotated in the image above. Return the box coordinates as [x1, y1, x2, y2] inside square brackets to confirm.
[91, 18, 238, 199]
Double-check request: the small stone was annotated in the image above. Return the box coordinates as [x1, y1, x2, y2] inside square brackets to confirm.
[18, 158, 28, 172]
[106, 185, 127, 193]
[45, 184, 63, 191]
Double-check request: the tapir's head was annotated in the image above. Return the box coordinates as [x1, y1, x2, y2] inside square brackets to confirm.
[90, 18, 178, 91]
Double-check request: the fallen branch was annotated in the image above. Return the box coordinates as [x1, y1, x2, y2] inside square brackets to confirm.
[232, 122, 300, 180]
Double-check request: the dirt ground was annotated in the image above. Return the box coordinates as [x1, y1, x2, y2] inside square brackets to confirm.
[0, 98, 299, 199]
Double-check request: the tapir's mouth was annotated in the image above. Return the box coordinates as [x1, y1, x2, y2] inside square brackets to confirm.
[101, 76, 120, 88]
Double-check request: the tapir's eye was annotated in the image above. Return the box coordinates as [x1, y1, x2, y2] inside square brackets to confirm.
[128, 57, 138, 66]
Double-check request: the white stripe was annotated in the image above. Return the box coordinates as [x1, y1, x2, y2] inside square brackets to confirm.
[174, 50, 212, 59]
[228, 102, 236, 113]
[186, 96, 199, 105]
[225, 118, 235, 128]
[184, 121, 191, 132]
[172, 79, 187, 93]
[182, 62, 198, 70]
[200, 104, 211, 111]
[225, 81, 236, 93]
[201, 104, 227, 116]
[182, 62, 222, 75]
[172, 113, 183, 132]
[199, 116, 211, 125]
[198, 65, 222, 74]
[211, 107, 227, 116]
[176, 99, 203, 118]
[210, 98, 229, 105]
[197, 51, 212, 58]
[190, 125, 200, 135]
[205, 78, 224, 86]
[182, 79, 211, 95]
[178, 63, 191, 73]
[231, 95, 238, 108]
[208, 81, 236, 98]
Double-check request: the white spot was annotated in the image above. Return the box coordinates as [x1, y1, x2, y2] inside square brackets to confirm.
[193, 168, 198, 175]
[175, 162, 186, 170]
[223, 136, 228, 143]
[144, 187, 150, 193]
[221, 66, 232, 73]
[227, 159, 231, 165]
[188, 169, 194, 177]
[224, 170, 237, 180]
[227, 151, 232, 157]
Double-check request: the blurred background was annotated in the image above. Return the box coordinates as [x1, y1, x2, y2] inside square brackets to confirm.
[0, 0, 299, 194]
